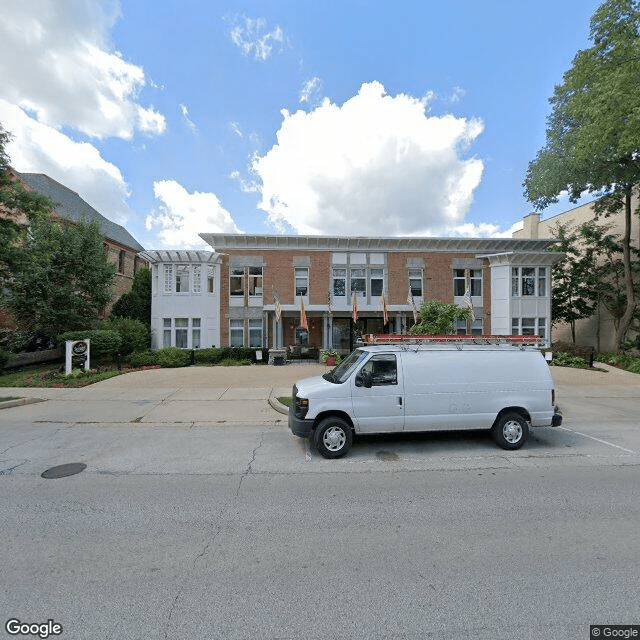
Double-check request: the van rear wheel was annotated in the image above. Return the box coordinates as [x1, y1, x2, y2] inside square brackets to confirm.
[314, 417, 353, 458]
[491, 412, 528, 450]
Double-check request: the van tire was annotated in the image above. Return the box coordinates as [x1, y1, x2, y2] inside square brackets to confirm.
[491, 412, 528, 450]
[314, 417, 353, 458]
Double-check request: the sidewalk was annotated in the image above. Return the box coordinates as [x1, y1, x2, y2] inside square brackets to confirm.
[1, 363, 330, 421]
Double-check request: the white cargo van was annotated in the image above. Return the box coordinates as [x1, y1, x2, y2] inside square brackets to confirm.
[289, 342, 562, 458]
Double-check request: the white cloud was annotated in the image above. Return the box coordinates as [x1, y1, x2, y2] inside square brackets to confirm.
[251, 81, 485, 236]
[0, 0, 165, 140]
[146, 180, 242, 249]
[180, 104, 198, 134]
[0, 99, 130, 223]
[299, 77, 323, 105]
[450, 86, 466, 103]
[229, 121, 244, 138]
[228, 16, 284, 61]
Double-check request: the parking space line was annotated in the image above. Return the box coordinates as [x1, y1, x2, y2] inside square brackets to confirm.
[559, 426, 637, 454]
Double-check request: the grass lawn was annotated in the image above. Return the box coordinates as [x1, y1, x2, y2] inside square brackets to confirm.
[278, 396, 292, 407]
[0, 364, 124, 388]
[0, 396, 20, 402]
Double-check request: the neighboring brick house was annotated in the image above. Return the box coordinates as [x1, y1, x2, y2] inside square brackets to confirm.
[16, 172, 147, 309]
[138, 250, 221, 350]
[185, 234, 563, 354]
[514, 197, 640, 351]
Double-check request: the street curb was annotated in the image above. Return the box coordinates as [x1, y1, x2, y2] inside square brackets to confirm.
[268, 395, 289, 415]
[0, 397, 47, 410]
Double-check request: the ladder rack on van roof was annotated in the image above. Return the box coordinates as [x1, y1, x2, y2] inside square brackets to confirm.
[360, 334, 544, 347]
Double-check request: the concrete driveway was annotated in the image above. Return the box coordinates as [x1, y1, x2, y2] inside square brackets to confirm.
[1, 362, 639, 477]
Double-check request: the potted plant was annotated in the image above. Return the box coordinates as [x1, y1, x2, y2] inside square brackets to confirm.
[321, 349, 342, 366]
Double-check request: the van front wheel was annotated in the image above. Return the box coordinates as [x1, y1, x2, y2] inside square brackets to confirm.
[314, 417, 353, 458]
[491, 412, 528, 450]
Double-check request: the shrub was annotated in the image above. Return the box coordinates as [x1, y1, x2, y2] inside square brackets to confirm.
[626, 359, 640, 375]
[550, 352, 588, 368]
[5, 329, 55, 353]
[594, 352, 618, 366]
[100, 317, 150, 356]
[0, 348, 10, 373]
[194, 346, 267, 364]
[194, 348, 223, 364]
[127, 350, 157, 368]
[57, 330, 122, 361]
[155, 347, 191, 368]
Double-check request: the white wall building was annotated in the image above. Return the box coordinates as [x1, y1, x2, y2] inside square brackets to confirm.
[140, 250, 221, 350]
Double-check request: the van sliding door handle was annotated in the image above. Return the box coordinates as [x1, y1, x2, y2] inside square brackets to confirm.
[398, 397, 403, 406]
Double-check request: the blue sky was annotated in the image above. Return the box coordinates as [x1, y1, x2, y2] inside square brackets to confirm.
[0, 0, 602, 249]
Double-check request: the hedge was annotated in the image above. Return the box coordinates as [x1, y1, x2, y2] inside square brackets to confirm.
[57, 330, 122, 360]
[194, 347, 268, 364]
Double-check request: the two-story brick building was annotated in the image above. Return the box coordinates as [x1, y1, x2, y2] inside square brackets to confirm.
[155, 233, 561, 355]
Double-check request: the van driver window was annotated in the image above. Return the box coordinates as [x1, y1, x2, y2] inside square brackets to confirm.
[362, 355, 397, 385]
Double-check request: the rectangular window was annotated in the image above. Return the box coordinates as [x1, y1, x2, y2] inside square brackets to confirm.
[455, 319, 467, 335]
[175, 318, 188, 348]
[370, 269, 383, 297]
[409, 269, 422, 297]
[471, 269, 482, 296]
[207, 266, 215, 293]
[538, 268, 547, 297]
[175, 265, 189, 293]
[295, 267, 309, 296]
[249, 319, 262, 348]
[350, 268, 366, 297]
[163, 318, 172, 347]
[513, 317, 537, 335]
[248, 267, 263, 297]
[163, 265, 173, 293]
[333, 269, 346, 296]
[192, 318, 201, 349]
[192, 265, 201, 294]
[118, 250, 126, 274]
[538, 318, 547, 340]
[454, 269, 466, 296]
[512, 268, 519, 297]
[230, 319, 244, 347]
[471, 319, 483, 335]
[522, 268, 535, 296]
[230, 268, 245, 297]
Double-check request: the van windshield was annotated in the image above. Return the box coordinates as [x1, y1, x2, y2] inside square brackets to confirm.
[323, 349, 368, 384]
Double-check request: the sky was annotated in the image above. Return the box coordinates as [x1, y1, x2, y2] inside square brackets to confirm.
[0, 0, 604, 250]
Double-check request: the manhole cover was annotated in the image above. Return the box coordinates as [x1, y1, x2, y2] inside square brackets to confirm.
[41, 463, 87, 479]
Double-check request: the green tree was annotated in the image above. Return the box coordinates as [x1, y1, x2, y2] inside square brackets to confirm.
[579, 221, 640, 348]
[4, 217, 117, 340]
[1, 122, 56, 286]
[523, 0, 640, 353]
[111, 266, 151, 325]
[549, 224, 599, 343]
[409, 299, 470, 335]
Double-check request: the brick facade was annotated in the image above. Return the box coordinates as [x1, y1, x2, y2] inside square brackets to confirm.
[200, 234, 562, 353]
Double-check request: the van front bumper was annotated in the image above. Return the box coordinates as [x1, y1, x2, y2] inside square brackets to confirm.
[552, 406, 563, 427]
[288, 410, 314, 438]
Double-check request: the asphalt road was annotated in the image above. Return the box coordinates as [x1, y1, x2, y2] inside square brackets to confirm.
[1, 363, 639, 639]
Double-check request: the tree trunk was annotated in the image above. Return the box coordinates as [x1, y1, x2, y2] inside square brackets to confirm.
[615, 188, 637, 354]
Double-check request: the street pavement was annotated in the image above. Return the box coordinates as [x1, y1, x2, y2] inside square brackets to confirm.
[1, 361, 639, 477]
[1, 362, 639, 640]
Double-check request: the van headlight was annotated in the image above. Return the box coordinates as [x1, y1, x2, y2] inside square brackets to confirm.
[292, 385, 309, 418]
